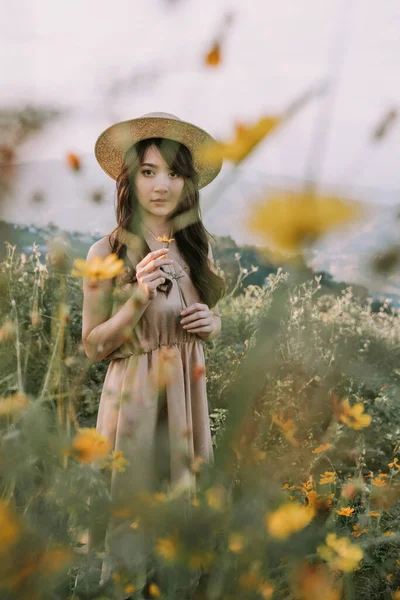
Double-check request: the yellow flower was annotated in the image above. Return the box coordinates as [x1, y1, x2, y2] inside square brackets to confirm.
[205, 486, 225, 510]
[72, 253, 125, 282]
[265, 502, 315, 539]
[383, 531, 396, 537]
[389, 457, 400, 470]
[71, 428, 112, 464]
[352, 525, 368, 537]
[339, 399, 372, 430]
[101, 450, 130, 473]
[259, 580, 275, 599]
[319, 471, 336, 485]
[149, 583, 161, 597]
[188, 552, 215, 570]
[0, 501, 20, 552]
[272, 413, 298, 446]
[393, 591, 400, 600]
[312, 443, 332, 454]
[155, 235, 175, 244]
[124, 584, 136, 594]
[282, 482, 296, 491]
[155, 534, 180, 562]
[0, 392, 30, 417]
[245, 191, 363, 254]
[317, 533, 363, 572]
[205, 41, 222, 67]
[228, 533, 245, 553]
[372, 477, 387, 487]
[336, 507, 355, 517]
[369, 511, 381, 517]
[200, 116, 281, 166]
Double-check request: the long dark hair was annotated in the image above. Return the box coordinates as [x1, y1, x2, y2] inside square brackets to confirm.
[108, 137, 226, 309]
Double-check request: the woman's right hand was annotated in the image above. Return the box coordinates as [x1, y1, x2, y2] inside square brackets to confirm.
[135, 248, 174, 301]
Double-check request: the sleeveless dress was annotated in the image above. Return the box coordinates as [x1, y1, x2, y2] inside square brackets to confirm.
[95, 230, 220, 529]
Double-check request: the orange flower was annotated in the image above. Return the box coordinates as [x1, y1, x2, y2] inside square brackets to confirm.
[265, 502, 315, 539]
[0, 392, 30, 417]
[228, 533, 245, 553]
[368, 511, 381, 517]
[352, 525, 368, 537]
[149, 583, 161, 597]
[0, 501, 21, 552]
[388, 457, 400, 470]
[272, 413, 298, 446]
[66, 152, 81, 171]
[246, 191, 363, 255]
[339, 399, 372, 430]
[72, 253, 125, 283]
[205, 41, 221, 67]
[312, 443, 332, 454]
[336, 507, 355, 517]
[200, 115, 281, 166]
[372, 477, 387, 487]
[317, 534, 363, 572]
[319, 471, 336, 485]
[71, 428, 112, 464]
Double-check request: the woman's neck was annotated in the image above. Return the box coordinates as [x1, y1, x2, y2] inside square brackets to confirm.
[140, 216, 173, 239]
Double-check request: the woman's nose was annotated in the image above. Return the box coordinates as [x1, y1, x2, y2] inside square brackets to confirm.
[154, 174, 170, 190]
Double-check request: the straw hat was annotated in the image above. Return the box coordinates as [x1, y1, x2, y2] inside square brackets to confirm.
[94, 111, 223, 189]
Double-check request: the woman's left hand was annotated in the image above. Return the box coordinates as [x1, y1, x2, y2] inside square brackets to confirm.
[180, 303, 215, 339]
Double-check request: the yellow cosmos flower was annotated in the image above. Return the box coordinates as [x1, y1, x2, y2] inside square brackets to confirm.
[388, 457, 400, 470]
[339, 399, 372, 430]
[200, 116, 281, 165]
[368, 511, 381, 517]
[259, 580, 275, 599]
[205, 486, 225, 510]
[336, 507, 355, 517]
[245, 190, 363, 255]
[124, 584, 136, 594]
[72, 253, 125, 282]
[352, 525, 368, 537]
[101, 449, 130, 473]
[148, 583, 161, 597]
[155, 235, 175, 244]
[188, 552, 215, 570]
[317, 533, 363, 572]
[71, 428, 112, 464]
[312, 443, 332, 454]
[372, 477, 387, 487]
[319, 471, 336, 485]
[0, 392, 30, 417]
[155, 534, 180, 562]
[228, 533, 245, 553]
[0, 501, 20, 552]
[265, 502, 315, 539]
[383, 531, 396, 537]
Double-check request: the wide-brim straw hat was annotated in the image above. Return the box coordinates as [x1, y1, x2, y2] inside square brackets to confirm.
[94, 111, 223, 189]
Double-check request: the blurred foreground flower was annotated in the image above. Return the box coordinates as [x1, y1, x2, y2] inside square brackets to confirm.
[71, 428, 112, 463]
[312, 443, 332, 454]
[317, 533, 363, 572]
[200, 115, 281, 165]
[293, 564, 342, 600]
[0, 501, 21, 551]
[265, 502, 315, 539]
[339, 398, 372, 430]
[66, 152, 81, 171]
[246, 190, 363, 255]
[0, 392, 30, 417]
[72, 253, 125, 284]
[205, 41, 221, 67]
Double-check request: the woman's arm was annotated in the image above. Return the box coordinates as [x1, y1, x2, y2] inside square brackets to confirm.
[82, 237, 151, 363]
[204, 241, 222, 342]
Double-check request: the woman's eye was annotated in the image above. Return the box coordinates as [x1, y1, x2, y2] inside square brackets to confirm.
[142, 169, 153, 176]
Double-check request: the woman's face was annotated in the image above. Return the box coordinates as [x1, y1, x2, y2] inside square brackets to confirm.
[134, 145, 185, 220]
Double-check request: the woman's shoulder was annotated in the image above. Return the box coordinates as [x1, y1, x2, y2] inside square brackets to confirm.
[86, 235, 114, 260]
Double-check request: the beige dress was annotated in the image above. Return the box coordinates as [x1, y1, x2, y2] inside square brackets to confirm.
[95, 230, 220, 539]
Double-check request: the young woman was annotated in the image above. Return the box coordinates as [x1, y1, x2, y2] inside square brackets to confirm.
[82, 112, 226, 585]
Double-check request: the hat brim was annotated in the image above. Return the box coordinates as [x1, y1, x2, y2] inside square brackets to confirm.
[94, 116, 223, 189]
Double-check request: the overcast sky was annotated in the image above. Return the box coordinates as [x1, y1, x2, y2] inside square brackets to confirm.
[1, 0, 400, 252]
